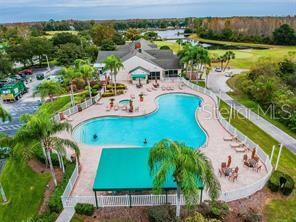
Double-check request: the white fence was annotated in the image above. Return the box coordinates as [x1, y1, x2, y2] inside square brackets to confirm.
[181, 78, 273, 202]
[53, 89, 104, 122]
[60, 77, 273, 208]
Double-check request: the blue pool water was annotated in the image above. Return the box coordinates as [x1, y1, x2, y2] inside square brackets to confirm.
[73, 93, 206, 148]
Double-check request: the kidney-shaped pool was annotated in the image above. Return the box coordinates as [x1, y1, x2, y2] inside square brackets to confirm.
[73, 93, 207, 148]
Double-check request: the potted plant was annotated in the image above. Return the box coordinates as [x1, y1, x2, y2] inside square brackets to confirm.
[110, 98, 115, 108]
[139, 93, 144, 102]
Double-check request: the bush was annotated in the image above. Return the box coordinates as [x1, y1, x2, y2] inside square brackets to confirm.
[75, 203, 95, 216]
[32, 212, 58, 222]
[281, 174, 295, 195]
[102, 92, 115, 97]
[148, 205, 177, 222]
[34, 148, 60, 167]
[92, 84, 102, 90]
[238, 209, 262, 222]
[267, 171, 294, 195]
[48, 162, 76, 213]
[160, 45, 171, 50]
[185, 212, 221, 222]
[198, 201, 229, 220]
[91, 88, 98, 96]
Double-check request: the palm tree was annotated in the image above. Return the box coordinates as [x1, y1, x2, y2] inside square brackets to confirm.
[33, 80, 64, 102]
[0, 105, 11, 122]
[15, 112, 80, 186]
[178, 44, 193, 80]
[222, 51, 235, 71]
[103, 55, 124, 95]
[149, 139, 220, 218]
[75, 59, 95, 99]
[60, 67, 79, 106]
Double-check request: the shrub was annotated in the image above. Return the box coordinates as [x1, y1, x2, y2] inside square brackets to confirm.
[91, 88, 98, 96]
[267, 171, 294, 195]
[238, 209, 262, 222]
[102, 92, 115, 97]
[160, 45, 171, 50]
[75, 203, 95, 216]
[48, 162, 75, 213]
[280, 174, 295, 196]
[92, 84, 102, 90]
[148, 205, 177, 222]
[198, 201, 229, 220]
[32, 212, 58, 222]
[34, 148, 60, 167]
[185, 212, 221, 222]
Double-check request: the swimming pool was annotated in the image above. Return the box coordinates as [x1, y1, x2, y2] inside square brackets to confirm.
[73, 93, 207, 148]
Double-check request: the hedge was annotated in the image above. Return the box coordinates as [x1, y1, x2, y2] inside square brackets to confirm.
[75, 203, 95, 216]
[267, 170, 295, 195]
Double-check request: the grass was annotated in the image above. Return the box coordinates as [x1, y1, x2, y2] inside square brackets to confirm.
[227, 74, 296, 139]
[44, 30, 79, 39]
[0, 159, 51, 222]
[219, 100, 296, 222]
[37, 96, 71, 115]
[154, 40, 182, 53]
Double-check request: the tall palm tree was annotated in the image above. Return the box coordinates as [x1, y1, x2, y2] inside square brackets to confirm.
[178, 44, 193, 80]
[0, 105, 11, 122]
[103, 55, 124, 95]
[60, 67, 79, 106]
[33, 80, 64, 102]
[223, 51, 235, 71]
[15, 112, 80, 186]
[74, 59, 95, 99]
[149, 139, 220, 217]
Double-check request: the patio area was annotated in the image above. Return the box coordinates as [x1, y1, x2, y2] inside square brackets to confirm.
[57, 80, 269, 200]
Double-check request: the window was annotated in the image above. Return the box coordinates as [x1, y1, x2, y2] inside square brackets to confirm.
[148, 72, 160, 80]
[164, 70, 179, 77]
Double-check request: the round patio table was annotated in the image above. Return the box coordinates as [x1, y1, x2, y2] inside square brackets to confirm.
[248, 159, 257, 168]
[224, 168, 233, 176]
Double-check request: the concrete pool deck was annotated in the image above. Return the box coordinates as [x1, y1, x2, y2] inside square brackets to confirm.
[57, 81, 267, 197]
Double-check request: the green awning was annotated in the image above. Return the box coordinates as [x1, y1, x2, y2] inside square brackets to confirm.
[131, 74, 147, 80]
[93, 148, 204, 191]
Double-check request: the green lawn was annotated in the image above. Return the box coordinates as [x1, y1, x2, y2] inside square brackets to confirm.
[0, 159, 51, 222]
[219, 100, 296, 222]
[154, 41, 182, 53]
[38, 96, 71, 115]
[227, 74, 296, 140]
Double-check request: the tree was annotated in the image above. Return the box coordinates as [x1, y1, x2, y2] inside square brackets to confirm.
[222, 51, 235, 71]
[51, 32, 81, 46]
[273, 24, 296, 45]
[55, 43, 84, 66]
[60, 67, 79, 106]
[149, 139, 220, 217]
[0, 105, 11, 122]
[28, 37, 53, 66]
[90, 23, 115, 46]
[16, 112, 80, 186]
[75, 59, 96, 99]
[112, 32, 125, 45]
[7, 40, 33, 67]
[0, 53, 13, 78]
[103, 55, 124, 95]
[124, 28, 141, 41]
[143, 31, 159, 41]
[33, 80, 64, 102]
[100, 39, 116, 51]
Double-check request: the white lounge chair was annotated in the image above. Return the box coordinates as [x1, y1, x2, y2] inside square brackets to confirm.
[230, 143, 244, 148]
[223, 136, 237, 141]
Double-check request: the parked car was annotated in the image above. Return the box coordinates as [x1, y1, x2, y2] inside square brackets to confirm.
[18, 68, 33, 75]
[36, 73, 45, 80]
[215, 67, 222, 72]
[224, 72, 234, 77]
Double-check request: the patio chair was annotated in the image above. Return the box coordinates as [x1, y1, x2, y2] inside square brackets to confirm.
[135, 106, 139, 112]
[146, 88, 152, 92]
[230, 143, 244, 148]
[223, 136, 237, 141]
[230, 173, 238, 182]
[218, 168, 224, 177]
[243, 161, 250, 168]
[255, 165, 262, 172]
[161, 86, 166, 91]
[221, 162, 227, 169]
[235, 147, 247, 152]
[243, 154, 248, 162]
[106, 106, 111, 111]
[114, 105, 119, 111]
[253, 156, 259, 162]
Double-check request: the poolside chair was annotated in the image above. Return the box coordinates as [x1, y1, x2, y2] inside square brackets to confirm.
[106, 106, 111, 111]
[221, 162, 227, 169]
[135, 106, 139, 112]
[114, 105, 119, 111]
[253, 156, 259, 162]
[235, 147, 247, 152]
[218, 168, 224, 177]
[230, 143, 244, 148]
[243, 154, 248, 162]
[64, 115, 73, 122]
[161, 86, 166, 91]
[146, 88, 152, 92]
[223, 136, 237, 141]
[227, 155, 232, 168]
[230, 173, 238, 182]
[243, 161, 250, 168]
[255, 165, 262, 172]
[121, 106, 127, 111]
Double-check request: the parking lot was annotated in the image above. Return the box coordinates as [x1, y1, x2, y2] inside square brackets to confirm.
[0, 66, 61, 135]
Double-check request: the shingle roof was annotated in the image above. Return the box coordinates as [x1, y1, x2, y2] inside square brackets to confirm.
[96, 39, 181, 70]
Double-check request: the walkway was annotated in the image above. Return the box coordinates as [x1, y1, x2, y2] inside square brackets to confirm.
[55, 208, 75, 222]
[207, 68, 296, 153]
[219, 92, 296, 153]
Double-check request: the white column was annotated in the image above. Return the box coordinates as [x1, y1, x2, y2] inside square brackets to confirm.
[275, 144, 283, 170]
[270, 145, 276, 163]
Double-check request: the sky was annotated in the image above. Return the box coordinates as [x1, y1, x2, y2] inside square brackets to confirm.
[0, 0, 295, 23]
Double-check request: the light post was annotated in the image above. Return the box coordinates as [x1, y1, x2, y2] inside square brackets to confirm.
[45, 55, 50, 72]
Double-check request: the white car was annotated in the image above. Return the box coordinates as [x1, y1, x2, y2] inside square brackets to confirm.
[215, 67, 222, 72]
[224, 72, 233, 77]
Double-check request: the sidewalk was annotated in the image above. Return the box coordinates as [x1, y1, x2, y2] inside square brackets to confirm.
[219, 92, 296, 153]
